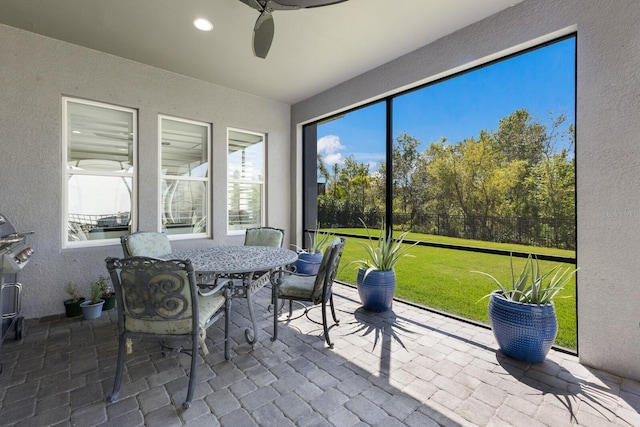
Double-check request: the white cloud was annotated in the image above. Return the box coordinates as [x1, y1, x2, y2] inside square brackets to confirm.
[324, 153, 343, 166]
[318, 135, 345, 155]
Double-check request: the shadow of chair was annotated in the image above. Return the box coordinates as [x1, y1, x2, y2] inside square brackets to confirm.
[105, 256, 230, 410]
[243, 226, 285, 248]
[270, 237, 345, 348]
[120, 231, 172, 257]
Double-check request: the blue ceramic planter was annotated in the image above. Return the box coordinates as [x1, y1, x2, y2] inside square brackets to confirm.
[80, 300, 105, 320]
[488, 292, 558, 363]
[357, 268, 396, 312]
[295, 252, 323, 275]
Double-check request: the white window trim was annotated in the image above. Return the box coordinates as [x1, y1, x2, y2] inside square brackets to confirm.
[62, 97, 137, 249]
[158, 115, 211, 240]
[227, 127, 266, 236]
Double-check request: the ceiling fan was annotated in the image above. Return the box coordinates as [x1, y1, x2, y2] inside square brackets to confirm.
[238, 0, 349, 59]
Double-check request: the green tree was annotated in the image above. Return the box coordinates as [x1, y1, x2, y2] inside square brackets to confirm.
[426, 132, 526, 235]
[391, 132, 424, 228]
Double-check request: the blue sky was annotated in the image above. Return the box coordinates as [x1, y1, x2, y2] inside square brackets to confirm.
[317, 36, 576, 171]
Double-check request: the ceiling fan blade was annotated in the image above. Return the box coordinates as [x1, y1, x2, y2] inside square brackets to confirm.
[238, 0, 264, 11]
[252, 10, 274, 58]
[274, 0, 348, 8]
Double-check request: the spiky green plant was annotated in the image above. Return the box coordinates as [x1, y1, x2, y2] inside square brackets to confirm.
[473, 254, 578, 304]
[65, 282, 82, 303]
[89, 280, 104, 304]
[347, 219, 417, 279]
[96, 275, 114, 297]
[293, 222, 333, 254]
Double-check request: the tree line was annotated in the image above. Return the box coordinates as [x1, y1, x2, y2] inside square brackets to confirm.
[317, 109, 576, 249]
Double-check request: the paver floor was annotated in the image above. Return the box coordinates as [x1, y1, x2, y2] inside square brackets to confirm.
[1, 284, 638, 426]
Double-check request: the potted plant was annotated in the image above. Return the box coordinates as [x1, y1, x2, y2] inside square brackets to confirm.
[294, 225, 333, 275]
[473, 254, 578, 363]
[97, 275, 116, 311]
[348, 220, 416, 312]
[63, 282, 86, 318]
[80, 279, 105, 319]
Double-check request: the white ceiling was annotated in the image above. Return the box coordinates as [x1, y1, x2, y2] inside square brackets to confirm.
[0, 0, 522, 104]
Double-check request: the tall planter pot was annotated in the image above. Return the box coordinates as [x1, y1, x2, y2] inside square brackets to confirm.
[357, 268, 396, 312]
[295, 252, 323, 275]
[488, 292, 558, 363]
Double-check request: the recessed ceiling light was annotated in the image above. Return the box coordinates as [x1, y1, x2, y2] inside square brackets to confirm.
[193, 18, 213, 32]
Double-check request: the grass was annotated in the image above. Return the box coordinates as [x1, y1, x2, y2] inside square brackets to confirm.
[333, 230, 577, 350]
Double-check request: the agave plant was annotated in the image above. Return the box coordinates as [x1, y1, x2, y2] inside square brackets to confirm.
[473, 254, 578, 304]
[293, 222, 333, 254]
[349, 219, 417, 278]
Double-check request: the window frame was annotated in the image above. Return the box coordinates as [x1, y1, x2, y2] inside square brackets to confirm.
[226, 127, 266, 235]
[62, 97, 137, 248]
[158, 115, 211, 239]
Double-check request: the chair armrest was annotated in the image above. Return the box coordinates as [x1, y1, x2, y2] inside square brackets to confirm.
[198, 278, 231, 296]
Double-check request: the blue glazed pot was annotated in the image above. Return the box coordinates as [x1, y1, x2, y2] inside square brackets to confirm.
[357, 268, 396, 312]
[295, 252, 323, 275]
[488, 292, 558, 363]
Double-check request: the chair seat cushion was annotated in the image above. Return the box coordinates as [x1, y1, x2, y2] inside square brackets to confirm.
[196, 291, 226, 328]
[125, 290, 225, 335]
[279, 274, 315, 300]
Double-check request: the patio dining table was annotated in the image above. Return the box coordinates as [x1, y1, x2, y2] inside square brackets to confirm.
[162, 245, 298, 347]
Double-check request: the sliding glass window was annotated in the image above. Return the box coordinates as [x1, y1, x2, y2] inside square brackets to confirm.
[159, 116, 210, 237]
[63, 98, 136, 247]
[227, 128, 265, 233]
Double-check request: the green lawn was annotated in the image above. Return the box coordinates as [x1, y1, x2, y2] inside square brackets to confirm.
[332, 230, 577, 350]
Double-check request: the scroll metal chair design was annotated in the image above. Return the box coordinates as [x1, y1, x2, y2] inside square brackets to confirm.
[270, 237, 345, 348]
[105, 256, 231, 410]
[120, 231, 172, 258]
[243, 226, 285, 248]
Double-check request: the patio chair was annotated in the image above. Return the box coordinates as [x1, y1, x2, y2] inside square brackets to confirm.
[105, 256, 231, 410]
[270, 237, 345, 348]
[120, 231, 172, 258]
[243, 227, 286, 313]
[243, 226, 284, 247]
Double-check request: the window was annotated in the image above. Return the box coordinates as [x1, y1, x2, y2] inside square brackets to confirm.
[302, 36, 578, 350]
[159, 116, 210, 236]
[307, 36, 576, 250]
[63, 98, 136, 246]
[314, 101, 387, 229]
[227, 129, 265, 233]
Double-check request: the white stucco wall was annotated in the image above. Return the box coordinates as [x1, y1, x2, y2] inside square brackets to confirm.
[291, 0, 640, 380]
[0, 25, 291, 320]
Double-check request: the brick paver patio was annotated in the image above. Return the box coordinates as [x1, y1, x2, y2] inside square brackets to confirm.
[1, 284, 638, 426]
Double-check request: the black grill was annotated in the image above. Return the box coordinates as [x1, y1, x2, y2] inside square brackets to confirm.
[0, 213, 34, 352]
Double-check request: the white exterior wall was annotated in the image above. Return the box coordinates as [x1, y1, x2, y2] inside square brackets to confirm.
[291, 0, 640, 380]
[0, 25, 291, 320]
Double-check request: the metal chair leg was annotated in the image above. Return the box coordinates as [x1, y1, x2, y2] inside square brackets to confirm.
[183, 336, 197, 409]
[271, 285, 279, 342]
[224, 293, 231, 361]
[330, 294, 339, 324]
[322, 299, 333, 348]
[107, 334, 126, 403]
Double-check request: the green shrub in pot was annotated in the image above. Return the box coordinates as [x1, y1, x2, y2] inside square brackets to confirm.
[63, 282, 85, 318]
[473, 254, 578, 363]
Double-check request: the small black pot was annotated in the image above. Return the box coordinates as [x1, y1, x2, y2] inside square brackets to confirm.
[102, 294, 116, 311]
[64, 298, 86, 318]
